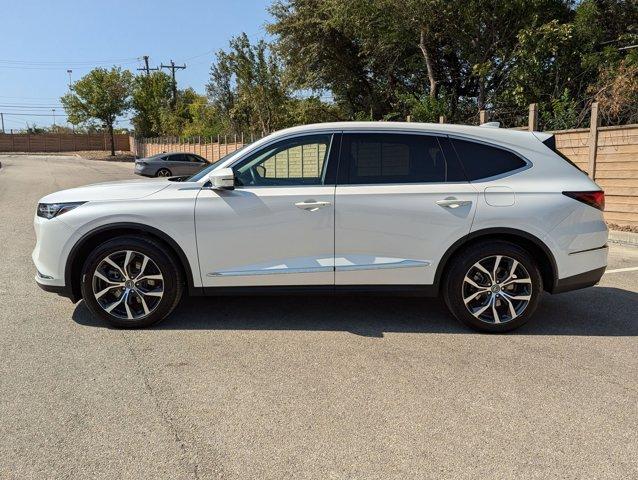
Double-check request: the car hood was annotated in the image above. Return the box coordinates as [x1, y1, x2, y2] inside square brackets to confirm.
[39, 178, 171, 203]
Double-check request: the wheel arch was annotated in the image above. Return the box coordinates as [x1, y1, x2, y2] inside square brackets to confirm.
[434, 228, 558, 293]
[65, 222, 198, 302]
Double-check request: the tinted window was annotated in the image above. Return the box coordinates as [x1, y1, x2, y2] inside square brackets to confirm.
[340, 133, 465, 184]
[451, 139, 527, 180]
[186, 154, 204, 163]
[234, 134, 332, 186]
[167, 154, 186, 162]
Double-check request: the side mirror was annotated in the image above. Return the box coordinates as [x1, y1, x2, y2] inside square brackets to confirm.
[208, 168, 235, 190]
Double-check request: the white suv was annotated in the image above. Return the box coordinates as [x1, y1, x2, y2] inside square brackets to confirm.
[33, 122, 608, 332]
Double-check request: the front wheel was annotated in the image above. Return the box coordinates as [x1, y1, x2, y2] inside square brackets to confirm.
[80, 236, 183, 328]
[442, 241, 543, 332]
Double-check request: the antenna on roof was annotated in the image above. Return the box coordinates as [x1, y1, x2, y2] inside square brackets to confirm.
[480, 122, 501, 128]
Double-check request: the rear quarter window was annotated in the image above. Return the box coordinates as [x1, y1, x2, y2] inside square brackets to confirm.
[451, 138, 527, 181]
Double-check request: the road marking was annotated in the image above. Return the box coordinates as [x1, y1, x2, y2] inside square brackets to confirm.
[605, 266, 638, 274]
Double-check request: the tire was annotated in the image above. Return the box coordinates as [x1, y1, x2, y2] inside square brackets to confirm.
[80, 236, 183, 328]
[156, 168, 172, 177]
[442, 240, 543, 333]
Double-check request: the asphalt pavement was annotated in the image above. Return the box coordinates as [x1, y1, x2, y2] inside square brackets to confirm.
[0, 154, 636, 479]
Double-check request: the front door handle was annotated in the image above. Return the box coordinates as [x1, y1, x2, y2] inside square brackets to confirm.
[295, 200, 332, 212]
[436, 198, 472, 209]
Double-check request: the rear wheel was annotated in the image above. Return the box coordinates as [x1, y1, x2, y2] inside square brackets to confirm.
[80, 236, 183, 328]
[156, 168, 171, 177]
[442, 241, 543, 332]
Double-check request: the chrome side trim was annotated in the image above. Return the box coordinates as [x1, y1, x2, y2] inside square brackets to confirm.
[568, 244, 608, 255]
[208, 266, 333, 277]
[335, 259, 430, 271]
[36, 269, 54, 280]
[207, 259, 430, 277]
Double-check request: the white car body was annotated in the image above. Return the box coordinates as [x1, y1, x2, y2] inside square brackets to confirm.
[33, 121, 608, 312]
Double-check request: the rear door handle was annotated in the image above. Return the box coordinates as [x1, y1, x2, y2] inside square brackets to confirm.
[295, 200, 332, 212]
[436, 198, 472, 209]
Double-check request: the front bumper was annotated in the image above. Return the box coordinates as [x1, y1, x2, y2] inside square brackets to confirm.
[32, 214, 77, 297]
[35, 275, 77, 301]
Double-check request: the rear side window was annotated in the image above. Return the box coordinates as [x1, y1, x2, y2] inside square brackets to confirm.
[450, 139, 527, 181]
[340, 133, 466, 184]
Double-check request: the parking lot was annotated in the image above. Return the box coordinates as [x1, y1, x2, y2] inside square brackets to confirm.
[1, 154, 637, 479]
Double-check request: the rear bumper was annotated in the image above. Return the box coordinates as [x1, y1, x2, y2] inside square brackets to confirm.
[134, 164, 155, 177]
[550, 266, 606, 294]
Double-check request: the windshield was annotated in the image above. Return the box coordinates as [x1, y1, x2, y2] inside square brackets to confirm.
[186, 144, 251, 182]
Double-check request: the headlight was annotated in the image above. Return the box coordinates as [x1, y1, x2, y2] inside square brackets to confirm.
[37, 202, 86, 219]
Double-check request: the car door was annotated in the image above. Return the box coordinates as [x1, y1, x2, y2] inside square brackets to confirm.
[173, 153, 195, 176]
[334, 132, 478, 286]
[160, 153, 183, 175]
[195, 133, 339, 288]
[185, 154, 208, 174]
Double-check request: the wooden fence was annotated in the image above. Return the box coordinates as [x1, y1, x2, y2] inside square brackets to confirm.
[554, 124, 638, 228]
[0, 133, 130, 153]
[131, 136, 245, 163]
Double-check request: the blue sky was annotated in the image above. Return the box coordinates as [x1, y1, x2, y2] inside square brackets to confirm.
[0, 0, 272, 131]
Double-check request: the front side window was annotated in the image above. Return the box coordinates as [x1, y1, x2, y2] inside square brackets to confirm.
[234, 134, 332, 186]
[186, 144, 252, 182]
[450, 138, 527, 180]
[340, 133, 465, 184]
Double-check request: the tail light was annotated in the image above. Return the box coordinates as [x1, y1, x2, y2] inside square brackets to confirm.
[563, 190, 605, 211]
[136, 161, 148, 166]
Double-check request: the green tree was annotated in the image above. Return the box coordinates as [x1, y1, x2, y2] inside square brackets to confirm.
[61, 67, 132, 155]
[207, 33, 289, 136]
[268, 0, 412, 119]
[181, 92, 225, 138]
[268, 0, 578, 123]
[131, 71, 173, 137]
[283, 95, 343, 126]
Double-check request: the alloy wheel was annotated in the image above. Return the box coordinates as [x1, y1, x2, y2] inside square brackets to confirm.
[462, 255, 532, 324]
[92, 250, 164, 320]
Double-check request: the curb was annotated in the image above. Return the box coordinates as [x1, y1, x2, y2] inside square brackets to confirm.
[609, 230, 638, 246]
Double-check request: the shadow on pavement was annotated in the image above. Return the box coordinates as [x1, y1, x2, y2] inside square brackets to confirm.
[72, 286, 638, 337]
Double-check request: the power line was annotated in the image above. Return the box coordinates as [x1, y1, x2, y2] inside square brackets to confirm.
[184, 50, 214, 61]
[0, 59, 140, 71]
[0, 104, 64, 109]
[0, 57, 140, 66]
[0, 112, 69, 117]
[0, 95, 62, 100]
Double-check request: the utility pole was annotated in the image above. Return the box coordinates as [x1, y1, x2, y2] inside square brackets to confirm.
[1, 113, 4, 134]
[160, 60, 186, 106]
[137, 55, 159, 76]
[66, 69, 76, 132]
[52, 108, 56, 127]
